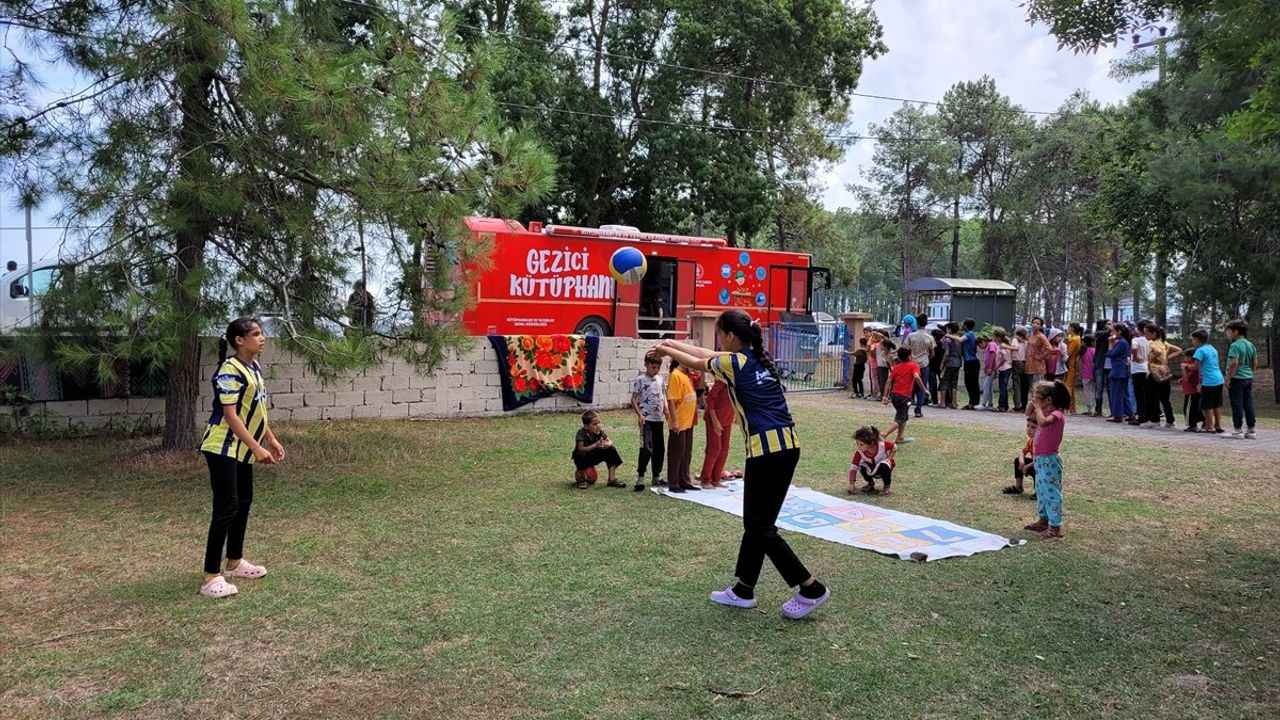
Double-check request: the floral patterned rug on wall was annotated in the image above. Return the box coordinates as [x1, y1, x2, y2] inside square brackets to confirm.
[487, 334, 600, 411]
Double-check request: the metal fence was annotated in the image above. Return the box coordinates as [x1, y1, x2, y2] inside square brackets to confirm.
[634, 314, 688, 340]
[810, 286, 900, 325]
[763, 320, 848, 392]
[0, 341, 168, 403]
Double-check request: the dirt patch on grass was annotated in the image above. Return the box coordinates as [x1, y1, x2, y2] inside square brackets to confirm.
[0, 676, 110, 718]
[1167, 673, 1214, 691]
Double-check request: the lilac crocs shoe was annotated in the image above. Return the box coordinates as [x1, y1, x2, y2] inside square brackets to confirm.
[709, 586, 757, 609]
[781, 588, 830, 619]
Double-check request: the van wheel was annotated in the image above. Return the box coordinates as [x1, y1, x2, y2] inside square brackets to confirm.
[574, 315, 612, 337]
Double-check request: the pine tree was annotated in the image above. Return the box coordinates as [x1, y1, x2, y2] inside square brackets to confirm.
[2, 0, 555, 447]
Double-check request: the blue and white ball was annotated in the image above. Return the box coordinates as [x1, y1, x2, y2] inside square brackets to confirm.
[609, 246, 647, 284]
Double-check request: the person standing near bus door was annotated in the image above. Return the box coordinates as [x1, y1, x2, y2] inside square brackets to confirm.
[347, 280, 375, 332]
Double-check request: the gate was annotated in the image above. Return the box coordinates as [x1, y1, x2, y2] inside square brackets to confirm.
[763, 319, 848, 392]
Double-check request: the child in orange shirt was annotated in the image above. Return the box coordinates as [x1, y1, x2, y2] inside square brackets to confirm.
[666, 358, 699, 493]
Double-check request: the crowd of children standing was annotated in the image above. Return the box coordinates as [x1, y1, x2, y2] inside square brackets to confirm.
[851, 314, 1260, 439]
[843, 313, 1263, 538]
[571, 312, 1260, 546]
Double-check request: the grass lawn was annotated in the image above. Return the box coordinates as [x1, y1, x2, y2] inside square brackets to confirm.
[3, 401, 1279, 719]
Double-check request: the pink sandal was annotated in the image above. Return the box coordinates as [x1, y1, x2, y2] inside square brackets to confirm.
[225, 559, 267, 580]
[200, 575, 238, 598]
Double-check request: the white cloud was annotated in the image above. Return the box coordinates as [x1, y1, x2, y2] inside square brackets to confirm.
[822, 0, 1152, 210]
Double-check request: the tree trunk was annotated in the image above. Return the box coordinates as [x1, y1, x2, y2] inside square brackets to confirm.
[726, 226, 737, 248]
[163, 3, 218, 450]
[589, 0, 611, 95]
[900, 242, 910, 317]
[1243, 292, 1262, 327]
[1131, 249, 1141, 319]
[950, 154, 961, 277]
[1179, 283, 1193, 339]
[1085, 269, 1096, 328]
[165, 332, 203, 450]
[1154, 250, 1168, 328]
[494, 0, 512, 28]
[1271, 317, 1279, 403]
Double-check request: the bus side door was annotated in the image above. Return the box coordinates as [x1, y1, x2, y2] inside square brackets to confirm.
[613, 279, 641, 338]
[767, 265, 810, 321]
[671, 258, 698, 337]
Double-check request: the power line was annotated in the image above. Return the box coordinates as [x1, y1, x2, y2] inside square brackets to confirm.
[0, 226, 91, 231]
[8, 2, 1068, 149]
[495, 100, 947, 143]
[0, 18, 150, 48]
[12, 0, 1078, 130]
[329, 0, 1073, 117]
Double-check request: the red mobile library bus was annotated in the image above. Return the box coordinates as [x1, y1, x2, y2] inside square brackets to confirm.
[460, 217, 829, 337]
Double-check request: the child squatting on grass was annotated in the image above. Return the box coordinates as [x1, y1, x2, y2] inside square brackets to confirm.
[572, 410, 625, 489]
[850, 426, 896, 496]
[1024, 380, 1070, 539]
[198, 317, 286, 599]
[1003, 402, 1038, 497]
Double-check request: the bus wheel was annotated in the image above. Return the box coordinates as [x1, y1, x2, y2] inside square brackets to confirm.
[574, 315, 612, 337]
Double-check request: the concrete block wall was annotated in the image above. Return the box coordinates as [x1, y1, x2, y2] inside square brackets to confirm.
[180, 338, 650, 422]
[22, 397, 165, 433]
[23, 337, 655, 431]
[200, 337, 653, 422]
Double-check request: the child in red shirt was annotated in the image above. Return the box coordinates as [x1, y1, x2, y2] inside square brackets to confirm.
[850, 425, 896, 495]
[1181, 354, 1203, 431]
[697, 379, 734, 489]
[881, 347, 926, 444]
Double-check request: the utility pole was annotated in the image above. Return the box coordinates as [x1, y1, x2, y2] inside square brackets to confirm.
[1134, 27, 1176, 328]
[25, 205, 34, 323]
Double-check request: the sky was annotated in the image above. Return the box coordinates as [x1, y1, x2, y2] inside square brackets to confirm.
[822, 0, 1147, 209]
[1, 0, 1157, 270]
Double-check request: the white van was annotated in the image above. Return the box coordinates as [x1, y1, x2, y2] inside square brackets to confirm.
[1, 260, 63, 333]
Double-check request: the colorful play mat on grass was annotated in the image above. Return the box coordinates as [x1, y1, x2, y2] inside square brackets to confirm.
[655, 482, 1014, 561]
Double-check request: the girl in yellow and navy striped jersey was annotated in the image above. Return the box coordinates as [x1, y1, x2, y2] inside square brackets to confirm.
[655, 309, 830, 620]
[197, 317, 285, 598]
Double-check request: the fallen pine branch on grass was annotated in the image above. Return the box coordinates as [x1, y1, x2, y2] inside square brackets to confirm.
[22, 626, 128, 647]
[662, 684, 765, 698]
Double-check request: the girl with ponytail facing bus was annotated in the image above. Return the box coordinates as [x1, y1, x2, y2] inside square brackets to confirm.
[197, 317, 285, 598]
[655, 309, 831, 620]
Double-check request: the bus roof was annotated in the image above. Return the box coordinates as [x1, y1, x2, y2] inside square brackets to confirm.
[465, 217, 727, 248]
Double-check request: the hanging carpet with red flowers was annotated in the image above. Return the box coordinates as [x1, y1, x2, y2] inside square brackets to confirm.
[488, 334, 599, 411]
